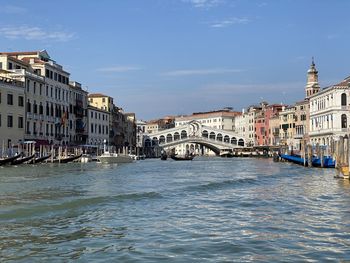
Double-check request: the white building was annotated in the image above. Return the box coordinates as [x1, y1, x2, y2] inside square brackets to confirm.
[174, 109, 241, 155]
[309, 77, 350, 146]
[87, 105, 110, 149]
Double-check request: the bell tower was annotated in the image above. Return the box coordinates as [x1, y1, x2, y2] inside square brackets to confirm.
[305, 57, 320, 98]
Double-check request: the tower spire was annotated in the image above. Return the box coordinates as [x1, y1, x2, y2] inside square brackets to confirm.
[305, 58, 320, 99]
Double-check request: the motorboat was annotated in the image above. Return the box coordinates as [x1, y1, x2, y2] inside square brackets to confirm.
[98, 151, 133, 164]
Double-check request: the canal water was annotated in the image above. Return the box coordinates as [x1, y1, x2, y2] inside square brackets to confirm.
[1, 157, 350, 262]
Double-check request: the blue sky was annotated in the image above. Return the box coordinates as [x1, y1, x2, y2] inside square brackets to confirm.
[0, 0, 349, 120]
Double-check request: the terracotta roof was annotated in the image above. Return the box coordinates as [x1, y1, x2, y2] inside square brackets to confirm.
[0, 51, 40, 55]
[88, 93, 109, 98]
[5, 56, 30, 66]
[176, 111, 241, 120]
[334, 79, 350, 87]
[21, 57, 45, 64]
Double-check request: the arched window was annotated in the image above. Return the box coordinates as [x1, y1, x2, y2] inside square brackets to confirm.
[145, 139, 151, 147]
[341, 93, 347, 106]
[152, 137, 158, 146]
[159, 135, 165, 144]
[231, 137, 237, 145]
[341, 114, 347, 129]
[181, 130, 187, 139]
[216, 133, 223, 141]
[224, 135, 230, 143]
[202, 130, 208, 138]
[166, 134, 173, 143]
[174, 132, 180, 141]
[238, 139, 244, 146]
[209, 132, 215, 140]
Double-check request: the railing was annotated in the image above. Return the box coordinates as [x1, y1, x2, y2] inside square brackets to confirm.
[158, 136, 244, 148]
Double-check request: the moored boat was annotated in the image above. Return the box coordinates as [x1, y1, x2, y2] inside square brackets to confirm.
[53, 154, 82, 163]
[11, 154, 35, 165]
[28, 154, 52, 164]
[279, 154, 335, 168]
[0, 154, 21, 166]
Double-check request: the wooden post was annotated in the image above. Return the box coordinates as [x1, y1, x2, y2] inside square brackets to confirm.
[307, 143, 312, 167]
[303, 142, 307, 166]
[51, 145, 54, 163]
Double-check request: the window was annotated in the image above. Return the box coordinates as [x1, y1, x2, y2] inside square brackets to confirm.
[39, 84, 42, 95]
[341, 93, 347, 106]
[33, 101, 38, 114]
[18, 116, 23, 128]
[341, 114, 347, 129]
[46, 69, 50, 77]
[8, 62, 13, 69]
[102, 98, 106, 103]
[7, 94, 13, 105]
[33, 82, 36, 94]
[26, 100, 31, 113]
[7, 115, 13, 127]
[18, 96, 24, 107]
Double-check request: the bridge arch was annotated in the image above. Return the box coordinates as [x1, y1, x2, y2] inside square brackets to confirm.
[217, 133, 223, 141]
[224, 135, 230, 143]
[166, 133, 173, 143]
[152, 137, 158, 146]
[174, 132, 180, 141]
[231, 137, 237, 145]
[202, 130, 208, 138]
[209, 132, 215, 140]
[159, 135, 165, 144]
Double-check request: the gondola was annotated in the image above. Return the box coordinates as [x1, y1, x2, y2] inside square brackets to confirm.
[28, 154, 52, 164]
[53, 154, 82, 163]
[11, 154, 35, 165]
[0, 154, 21, 166]
[170, 154, 194, 161]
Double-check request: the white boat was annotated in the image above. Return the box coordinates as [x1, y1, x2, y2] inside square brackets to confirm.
[98, 151, 133, 164]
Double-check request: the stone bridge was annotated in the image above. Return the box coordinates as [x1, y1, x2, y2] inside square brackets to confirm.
[143, 120, 246, 154]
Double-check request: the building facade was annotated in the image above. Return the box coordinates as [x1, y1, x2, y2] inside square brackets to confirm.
[87, 105, 110, 148]
[309, 77, 350, 146]
[0, 72, 25, 148]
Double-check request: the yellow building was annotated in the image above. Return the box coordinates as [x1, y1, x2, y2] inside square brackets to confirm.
[0, 71, 25, 148]
[279, 106, 296, 147]
[88, 93, 114, 112]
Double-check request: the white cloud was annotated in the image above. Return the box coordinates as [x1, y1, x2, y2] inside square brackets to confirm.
[96, 66, 141, 73]
[0, 26, 75, 42]
[183, 0, 223, 8]
[1, 5, 27, 14]
[210, 17, 250, 28]
[163, 68, 244, 76]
